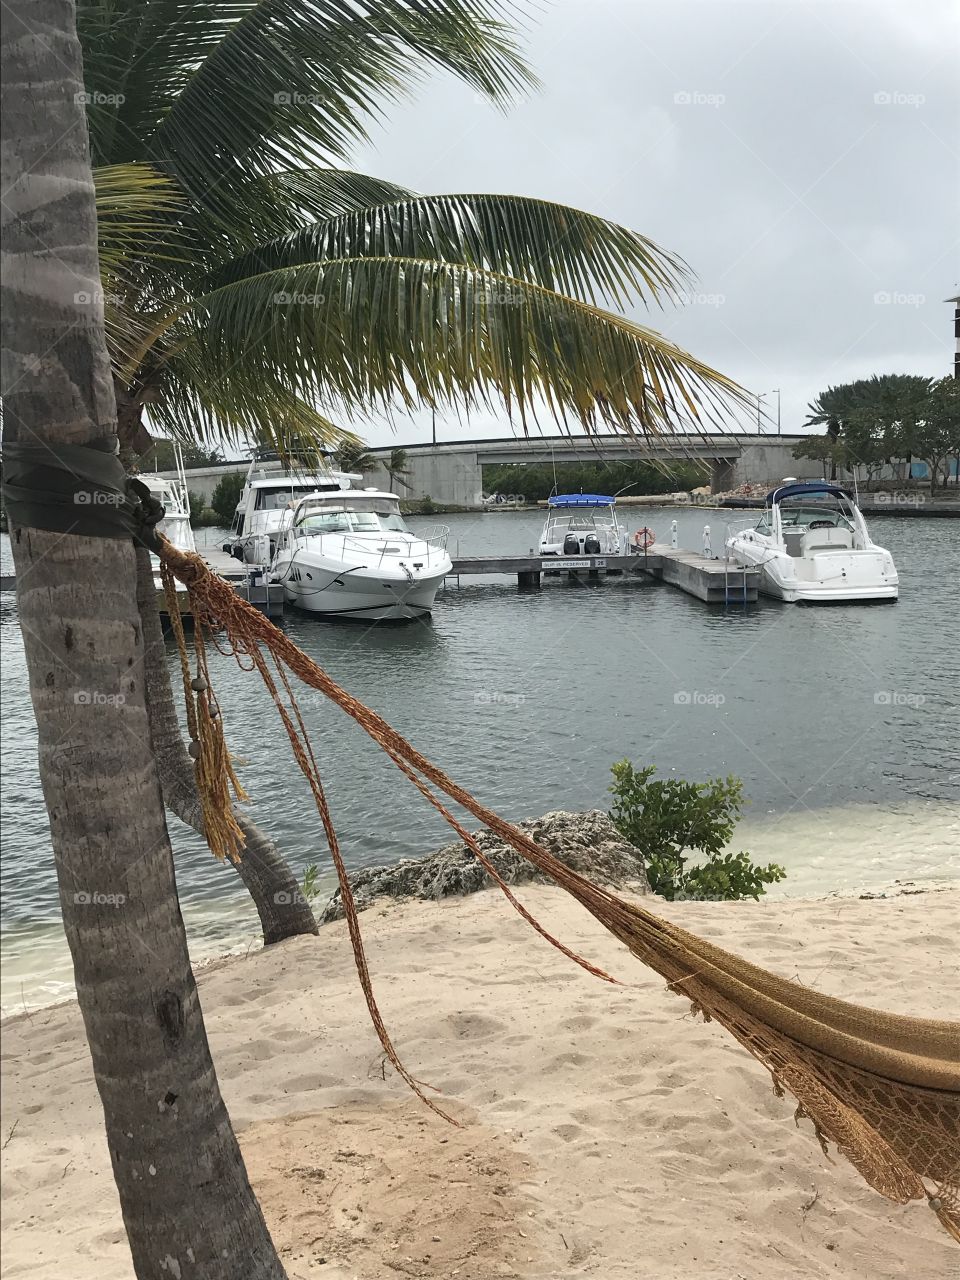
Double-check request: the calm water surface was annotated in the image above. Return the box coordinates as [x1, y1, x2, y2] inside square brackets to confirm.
[2, 509, 958, 1008]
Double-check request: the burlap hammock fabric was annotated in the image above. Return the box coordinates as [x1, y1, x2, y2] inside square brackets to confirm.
[156, 539, 960, 1242]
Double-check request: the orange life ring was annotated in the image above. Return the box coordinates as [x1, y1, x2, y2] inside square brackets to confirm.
[633, 527, 655, 550]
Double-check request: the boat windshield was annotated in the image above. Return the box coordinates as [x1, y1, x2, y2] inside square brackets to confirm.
[756, 500, 855, 534]
[295, 500, 407, 534]
[546, 509, 616, 529]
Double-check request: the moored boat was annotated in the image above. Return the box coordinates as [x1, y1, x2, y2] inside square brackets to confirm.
[538, 493, 626, 557]
[225, 449, 361, 567]
[724, 482, 899, 603]
[270, 489, 452, 620]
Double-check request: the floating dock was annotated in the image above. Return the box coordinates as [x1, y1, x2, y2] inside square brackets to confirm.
[188, 548, 285, 619]
[1, 546, 758, 610]
[0, 555, 284, 619]
[448, 545, 759, 605]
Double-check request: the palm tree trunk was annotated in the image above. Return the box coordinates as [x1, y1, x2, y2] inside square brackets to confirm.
[1, 5, 286, 1276]
[135, 548, 319, 943]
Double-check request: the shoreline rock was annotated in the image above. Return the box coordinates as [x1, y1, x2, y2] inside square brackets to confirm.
[321, 809, 650, 923]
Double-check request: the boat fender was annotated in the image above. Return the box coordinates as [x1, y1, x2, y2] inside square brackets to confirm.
[633, 527, 655, 550]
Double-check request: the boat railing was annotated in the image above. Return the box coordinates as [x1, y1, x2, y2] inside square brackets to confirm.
[414, 523, 450, 550]
[296, 529, 450, 564]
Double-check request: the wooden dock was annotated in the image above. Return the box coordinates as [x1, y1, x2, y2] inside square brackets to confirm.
[448, 546, 759, 605]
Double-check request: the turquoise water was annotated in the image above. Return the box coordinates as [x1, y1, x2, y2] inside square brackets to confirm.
[2, 509, 958, 1008]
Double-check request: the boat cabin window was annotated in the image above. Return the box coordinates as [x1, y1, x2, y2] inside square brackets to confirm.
[254, 485, 323, 511]
[295, 500, 406, 534]
[779, 504, 853, 530]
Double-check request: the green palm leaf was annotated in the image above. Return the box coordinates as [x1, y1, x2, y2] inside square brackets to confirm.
[103, 0, 535, 225]
[213, 192, 692, 309]
[147, 339, 352, 453]
[193, 258, 748, 434]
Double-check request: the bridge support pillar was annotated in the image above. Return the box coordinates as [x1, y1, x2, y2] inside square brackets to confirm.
[711, 458, 737, 493]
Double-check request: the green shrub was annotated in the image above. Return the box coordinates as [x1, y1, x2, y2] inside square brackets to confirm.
[186, 489, 220, 527]
[210, 471, 245, 525]
[608, 761, 785, 901]
[301, 863, 321, 904]
[417, 494, 438, 515]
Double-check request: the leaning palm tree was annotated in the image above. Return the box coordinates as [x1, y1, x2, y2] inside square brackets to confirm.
[81, 0, 746, 456]
[77, 0, 749, 951]
[333, 438, 378, 474]
[2, 2, 284, 1273]
[385, 446, 413, 491]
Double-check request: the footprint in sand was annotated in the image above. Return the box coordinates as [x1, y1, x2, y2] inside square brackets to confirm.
[552, 1123, 583, 1142]
[441, 1012, 506, 1039]
[559, 1013, 598, 1033]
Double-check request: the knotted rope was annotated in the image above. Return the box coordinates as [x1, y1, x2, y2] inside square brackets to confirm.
[156, 539, 960, 1241]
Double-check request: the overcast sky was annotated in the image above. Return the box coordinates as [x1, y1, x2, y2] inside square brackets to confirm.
[344, 0, 958, 448]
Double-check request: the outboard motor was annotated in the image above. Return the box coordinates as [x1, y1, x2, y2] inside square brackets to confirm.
[583, 533, 602, 555]
[562, 533, 581, 556]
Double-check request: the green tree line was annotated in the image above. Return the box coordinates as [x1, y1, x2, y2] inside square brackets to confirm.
[482, 459, 708, 502]
[797, 375, 959, 488]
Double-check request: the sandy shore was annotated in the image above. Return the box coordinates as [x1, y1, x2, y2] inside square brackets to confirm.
[2, 885, 957, 1279]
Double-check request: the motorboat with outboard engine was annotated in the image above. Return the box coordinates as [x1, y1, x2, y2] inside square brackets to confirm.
[724, 481, 898, 602]
[538, 493, 627, 557]
[269, 489, 452, 620]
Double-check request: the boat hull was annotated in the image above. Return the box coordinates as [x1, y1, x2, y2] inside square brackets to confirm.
[726, 538, 899, 603]
[272, 549, 451, 620]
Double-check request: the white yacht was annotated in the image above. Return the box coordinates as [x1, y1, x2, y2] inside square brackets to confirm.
[270, 490, 452, 620]
[539, 493, 627, 557]
[140, 445, 197, 556]
[725, 482, 899, 603]
[225, 449, 361, 566]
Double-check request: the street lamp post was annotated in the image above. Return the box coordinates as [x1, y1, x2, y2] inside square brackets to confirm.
[757, 388, 781, 435]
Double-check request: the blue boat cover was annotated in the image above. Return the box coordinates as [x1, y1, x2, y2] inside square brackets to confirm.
[765, 482, 851, 506]
[547, 493, 615, 507]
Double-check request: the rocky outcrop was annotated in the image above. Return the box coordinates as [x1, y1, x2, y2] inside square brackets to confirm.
[321, 809, 649, 923]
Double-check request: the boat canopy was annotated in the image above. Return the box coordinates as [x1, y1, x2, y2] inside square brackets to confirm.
[547, 493, 615, 507]
[765, 482, 852, 506]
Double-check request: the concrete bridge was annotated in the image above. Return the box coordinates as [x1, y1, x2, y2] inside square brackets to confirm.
[162, 433, 822, 509]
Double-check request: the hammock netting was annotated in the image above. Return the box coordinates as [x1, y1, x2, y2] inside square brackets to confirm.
[157, 541, 960, 1242]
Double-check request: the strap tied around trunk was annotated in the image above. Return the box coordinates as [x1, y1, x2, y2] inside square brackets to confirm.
[1, 435, 164, 551]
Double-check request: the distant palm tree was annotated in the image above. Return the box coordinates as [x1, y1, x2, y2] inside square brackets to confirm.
[805, 384, 859, 441]
[385, 447, 413, 491]
[334, 438, 377, 474]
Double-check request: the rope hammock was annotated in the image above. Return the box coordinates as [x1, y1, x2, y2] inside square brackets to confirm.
[157, 539, 960, 1243]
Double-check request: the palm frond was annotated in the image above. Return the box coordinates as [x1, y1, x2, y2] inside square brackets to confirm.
[264, 168, 414, 223]
[148, 0, 535, 224]
[192, 257, 750, 435]
[93, 162, 189, 276]
[79, 0, 242, 164]
[211, 192, 692, 309]
[147, 340, 353, 454]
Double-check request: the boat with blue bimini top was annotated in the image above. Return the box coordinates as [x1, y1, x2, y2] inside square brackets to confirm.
[539, 494, 627, 557]
[724, 481, 899, 603]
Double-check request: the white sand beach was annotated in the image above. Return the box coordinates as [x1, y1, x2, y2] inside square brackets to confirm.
[2, 884, 957, 1280]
